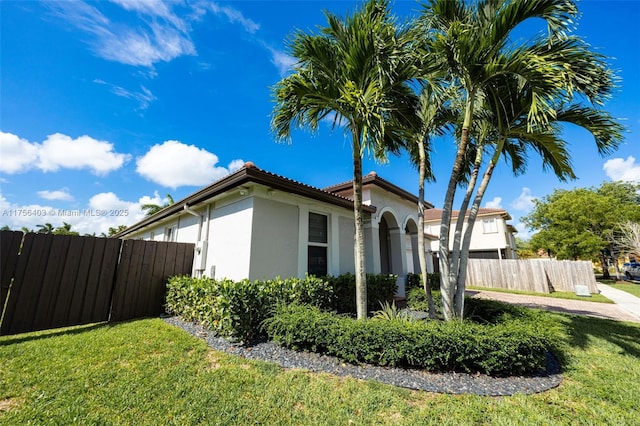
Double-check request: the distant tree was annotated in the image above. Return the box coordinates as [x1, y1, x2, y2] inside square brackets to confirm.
[108, 225, 128, 237]
[613, 221, 640, 260]
[53, 222, 79, 236]
[0, 225, 10, 231]
[36, 223, 55, 234]
[524, 182, 640, 277]
[141, 194, 175, 217]
[515, 237, 537, 259]
[21, 226, 34, 234]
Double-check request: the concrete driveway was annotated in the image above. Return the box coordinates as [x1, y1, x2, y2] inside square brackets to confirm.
[467, 283, 640, 323]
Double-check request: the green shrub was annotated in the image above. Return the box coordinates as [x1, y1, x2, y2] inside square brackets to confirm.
[326, 273, 397, 314]
[406, 287, 442, 313]
[165, 275, 334, 343]
[406, 272, 441, 291]
[264, 302, 559, 376]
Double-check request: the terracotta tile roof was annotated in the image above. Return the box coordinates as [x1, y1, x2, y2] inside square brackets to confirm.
[325, 171, 434, 208]
[114, 162, 375, 237]
[423, 208, 512, 222]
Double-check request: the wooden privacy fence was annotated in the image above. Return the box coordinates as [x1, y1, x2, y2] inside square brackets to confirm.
[0, 231, 194, 336]
[465, 258, 599, 294]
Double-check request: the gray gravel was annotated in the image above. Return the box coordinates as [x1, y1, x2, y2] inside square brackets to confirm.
[163, 316, 562, 396]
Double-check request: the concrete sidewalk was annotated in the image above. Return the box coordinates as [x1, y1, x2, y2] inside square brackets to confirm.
[596, 283, 640, 321]
[467, 286, 640, 323]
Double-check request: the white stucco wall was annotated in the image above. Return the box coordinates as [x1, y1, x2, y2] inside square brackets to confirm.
[249, 197, 299, 280]
[426, 214, 515, 258]
[339, 216, 356, 274]
[205, 197, 254, 281]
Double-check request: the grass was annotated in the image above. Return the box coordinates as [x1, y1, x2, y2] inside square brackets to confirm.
[598, 279, 640, 299]
[1, 315, 640, 425]
[466, 285, 614, 303]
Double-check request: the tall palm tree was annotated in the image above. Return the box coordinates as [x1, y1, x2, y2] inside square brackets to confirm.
[419, 0, 622, 320]
[407, 83, 456, 317]
[451, 75, 623, 316]
[271, 0, 419, 319]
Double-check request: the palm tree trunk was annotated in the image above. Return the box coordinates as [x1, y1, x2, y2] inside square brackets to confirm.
[352, 129, 367, 320]
[450, 146, 483, 317]
[417, 139, 436, 318]
[455, 139, 504, 317]
[440, 91, 475, 321]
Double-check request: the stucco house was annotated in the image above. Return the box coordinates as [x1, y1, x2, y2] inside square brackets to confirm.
[115, 162, 434, 298]
[423, 208, 518, 270]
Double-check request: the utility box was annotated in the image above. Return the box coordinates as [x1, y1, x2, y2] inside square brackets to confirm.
[194, 240, 208, 270]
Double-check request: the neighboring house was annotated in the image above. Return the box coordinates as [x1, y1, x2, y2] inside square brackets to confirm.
[115, 163, 433, 298]
[423, 208, 518, 271]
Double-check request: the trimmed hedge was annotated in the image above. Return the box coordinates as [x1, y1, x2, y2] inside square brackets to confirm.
[327, 273, 397, 314]
[166, 275, 334, 343]
[263, 302, 561, 376]
[406, 272, 441, 291]
[165, 273, 398, 343]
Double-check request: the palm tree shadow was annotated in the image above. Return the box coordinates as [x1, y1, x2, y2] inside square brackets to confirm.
[558, 314, 640, 360]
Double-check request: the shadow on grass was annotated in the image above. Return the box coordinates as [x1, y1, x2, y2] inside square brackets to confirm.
[557, 314, 640, 360]
[0, 322, 110, 346]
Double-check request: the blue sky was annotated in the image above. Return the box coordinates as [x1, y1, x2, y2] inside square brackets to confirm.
[1, 0, 638, 237]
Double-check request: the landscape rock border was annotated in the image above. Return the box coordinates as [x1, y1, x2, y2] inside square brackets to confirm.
[164, 316, 562, 396]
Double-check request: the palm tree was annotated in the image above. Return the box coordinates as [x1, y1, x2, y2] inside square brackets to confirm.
[451, 75, 623, 316]
[407, 83, 455, 317]
[53, 222, 79, 235]
[418, 0, 623, 319]
[141, 194, 175, 217]
[271, 0, 420, 319]
[36, 223, 54, 234]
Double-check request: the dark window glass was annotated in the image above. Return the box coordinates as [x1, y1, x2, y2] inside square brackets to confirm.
[308, 212, 327, 243]
[308, 246, 327, 276]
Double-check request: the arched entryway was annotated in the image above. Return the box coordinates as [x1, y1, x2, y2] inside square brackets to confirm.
[404, 218, 419, 274]
[378, 211, 404, 277]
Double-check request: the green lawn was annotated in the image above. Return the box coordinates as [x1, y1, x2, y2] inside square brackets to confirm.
[1, 315, 639, 425]
[466, 286, 614, 303]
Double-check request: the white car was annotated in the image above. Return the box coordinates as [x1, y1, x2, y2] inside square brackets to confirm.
[623, 262, 640, 280]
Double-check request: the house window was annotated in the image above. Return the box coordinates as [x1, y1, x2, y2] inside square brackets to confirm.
[164, 225, 177, 242]
[150, 231, 155, 241]
[482, 218, 497, 234]
[308, 212, 328, 276]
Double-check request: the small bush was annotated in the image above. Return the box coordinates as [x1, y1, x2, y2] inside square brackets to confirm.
[166, 275, 334, 343]
[406, 272, 441, 291]
[264, 302, 559, 376]
[406, 287, 443, 313]
[326, 273, 397, 314]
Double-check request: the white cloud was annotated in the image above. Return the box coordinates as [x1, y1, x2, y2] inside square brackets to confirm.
[0, 131, 129, 175]
[227, 159, 246, 173]
[511, 187, 537, 212]
[47, 0, 196, 68]
[270, 49, 296, 77]
[208, 2, 260, 33]
[94, 80, 157, 110]
[0, 131, 39, 173]
[136, 140, 243, 188]
[484, 197, 503, 209]
[37, 189, 74, 201]
[514, 221, 533, 240]
[603, 156, 640, 182]
[38, 133, 130, 175]
[0, 191, 162, 235]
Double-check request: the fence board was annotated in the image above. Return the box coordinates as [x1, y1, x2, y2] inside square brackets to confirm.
[466, 258, 598, 294]
[1, 232, 194, 335]
[110, 240, 194, 322]
[0, 231, 23, 314]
